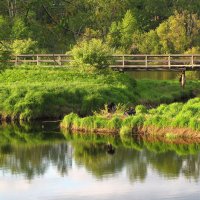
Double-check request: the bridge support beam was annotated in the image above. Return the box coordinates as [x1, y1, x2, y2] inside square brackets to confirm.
[179, 70, 186, 88]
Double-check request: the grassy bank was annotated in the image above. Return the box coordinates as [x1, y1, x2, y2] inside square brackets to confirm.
[61, 97, 200, 138]
[0, 65, 199, 121]
[0, 65, 137, 121]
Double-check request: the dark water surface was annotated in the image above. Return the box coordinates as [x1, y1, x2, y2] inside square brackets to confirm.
[0, 123, 200, 200]
[128, 71, 200, 80]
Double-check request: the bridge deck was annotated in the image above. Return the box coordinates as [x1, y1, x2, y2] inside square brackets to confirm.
[9, 54, 200, 71]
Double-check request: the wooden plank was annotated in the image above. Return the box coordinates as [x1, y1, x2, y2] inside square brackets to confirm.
[16, 60, 37, 63]
[7, 54, 200, 71]
[124, 60, 146, 63]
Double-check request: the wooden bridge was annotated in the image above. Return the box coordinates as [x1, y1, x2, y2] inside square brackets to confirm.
[9, 54, 200, 71]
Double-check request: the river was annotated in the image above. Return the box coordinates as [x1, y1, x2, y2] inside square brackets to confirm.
[128, 71, 200, 80]
[0, 123, 200, 200]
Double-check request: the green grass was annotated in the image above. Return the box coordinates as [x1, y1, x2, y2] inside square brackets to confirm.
[0, 65, 137, 120]
[0, 64, 199, 121]
[144, 97, 200, 130]
[135, 79, 200, 105]
[61, 97, 200, 136]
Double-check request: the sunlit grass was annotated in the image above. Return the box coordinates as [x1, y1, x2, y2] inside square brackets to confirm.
[1, 65, 199, 121]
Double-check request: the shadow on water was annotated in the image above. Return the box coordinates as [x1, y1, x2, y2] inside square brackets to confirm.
[0, 123, 200, 182]
[127, 71, 200, 80]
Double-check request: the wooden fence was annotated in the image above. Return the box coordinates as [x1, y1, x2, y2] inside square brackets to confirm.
[9, 54, 200, 71]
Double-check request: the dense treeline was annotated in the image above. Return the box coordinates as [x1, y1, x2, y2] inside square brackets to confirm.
[1, 0, 200, 55]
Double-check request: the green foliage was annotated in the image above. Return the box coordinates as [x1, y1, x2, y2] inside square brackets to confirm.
[1, 1, 200, 53]
[135, 105, 147, 114]
[0, 16, 11, 40]
[134, 30, 162, 54]
[62, 97, 200, 135]
[120, 10, 138, 50]
[107, 10, 138, 52]
[62, 113, 79, 129]
[107, 117, 122, 129]
[11, 18, 29, 39]
[0, 43, 12, 68]
[144, 97, 200, 131]
[120, 126, 132, 137]
[134, 11, 200, 54]
[106, 21, 121, 49]
[12, 39, 38, 54]
[70, 39, 112, 69]
[0, 65, 137, 120]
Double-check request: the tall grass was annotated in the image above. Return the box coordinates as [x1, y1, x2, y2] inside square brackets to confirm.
[1, 65, 199, 121]
[0, 65, 137, 120]
[61, 97, 200, 136]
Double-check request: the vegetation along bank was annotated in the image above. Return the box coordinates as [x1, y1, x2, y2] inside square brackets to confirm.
[61, 97, 200, 138]
[0, 65, 199, 122]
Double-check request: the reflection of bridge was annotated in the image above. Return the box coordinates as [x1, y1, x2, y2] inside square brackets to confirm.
[10, 54, 200, 71]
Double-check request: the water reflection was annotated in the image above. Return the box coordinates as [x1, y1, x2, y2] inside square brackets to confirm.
[0, 123, 69, 179]
[0, 123, 200, 183]
[128, 71, 200, 80]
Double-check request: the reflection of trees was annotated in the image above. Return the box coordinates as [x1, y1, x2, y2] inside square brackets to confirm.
[0, 144, 70, 179]
[0, 124, 70, 180]
[126, 150, 147, 182]
[145, 150, 183, 177]
[181, 155, 200, 181]
[70, 134, 147, 182]
[73, 142, 130, 179]
[70, 133, 200, 182]
[1, 125, 200, 182]
[142, 141, 200, 181]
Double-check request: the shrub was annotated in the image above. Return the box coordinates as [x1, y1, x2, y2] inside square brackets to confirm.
[70, 39, 112, 69]
[12, 38, 38, 54]
[107, 116, 122, 129]
[135, 105, 147, 114]
[62, 113, 79, 129]
[0, 43, 11, 64]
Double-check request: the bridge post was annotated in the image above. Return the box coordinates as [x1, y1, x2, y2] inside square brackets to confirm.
[191, 55, 194, 69]
[145, 55, 148, 68]
[180, 70, 186, 89]
[37, 55, 40, 65]
[122, 55, 125, 68]
[58, 55, 62, 65]
[15, 56, 18, 65]
[168, 55, 171, 69]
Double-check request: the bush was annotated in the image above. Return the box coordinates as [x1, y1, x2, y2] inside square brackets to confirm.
[135, 105, 147, 114]
[0, 43, 11, 67]
[12, 38, 38, 54]
[70, 39, 113, 69]
[62, 113, 79, 129]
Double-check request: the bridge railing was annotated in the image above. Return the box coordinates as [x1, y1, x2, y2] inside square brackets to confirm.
[8, 54, 200, 70]
[9, 54, 73, 65]
[110, 54, 200, 70]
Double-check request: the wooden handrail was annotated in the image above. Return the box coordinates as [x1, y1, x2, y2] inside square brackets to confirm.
[7, 54, 200, 71]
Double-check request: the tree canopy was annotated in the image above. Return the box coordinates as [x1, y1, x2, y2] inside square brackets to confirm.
[1, 0, 200, 54]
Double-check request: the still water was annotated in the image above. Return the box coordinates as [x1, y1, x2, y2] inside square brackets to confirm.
[0, 123, 200, 200]
[128, 71, 200, 80]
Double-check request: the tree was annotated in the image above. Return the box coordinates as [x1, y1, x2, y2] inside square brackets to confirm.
[0, 16, 11, 40]
[11, 18, 29, 39]
[157, 11, 200, 53]
[106, 21, 121, 49]
[70, 39, 112, 69]
[12, 38, 38, 54]
[121, 10, 138, 50]
[134, 30, 161, 54]
[106, 10, 139, 52]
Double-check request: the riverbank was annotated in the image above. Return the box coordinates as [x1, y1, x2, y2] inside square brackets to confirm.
[61, 97, 200, 138]
[0, 65, 199, 121]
